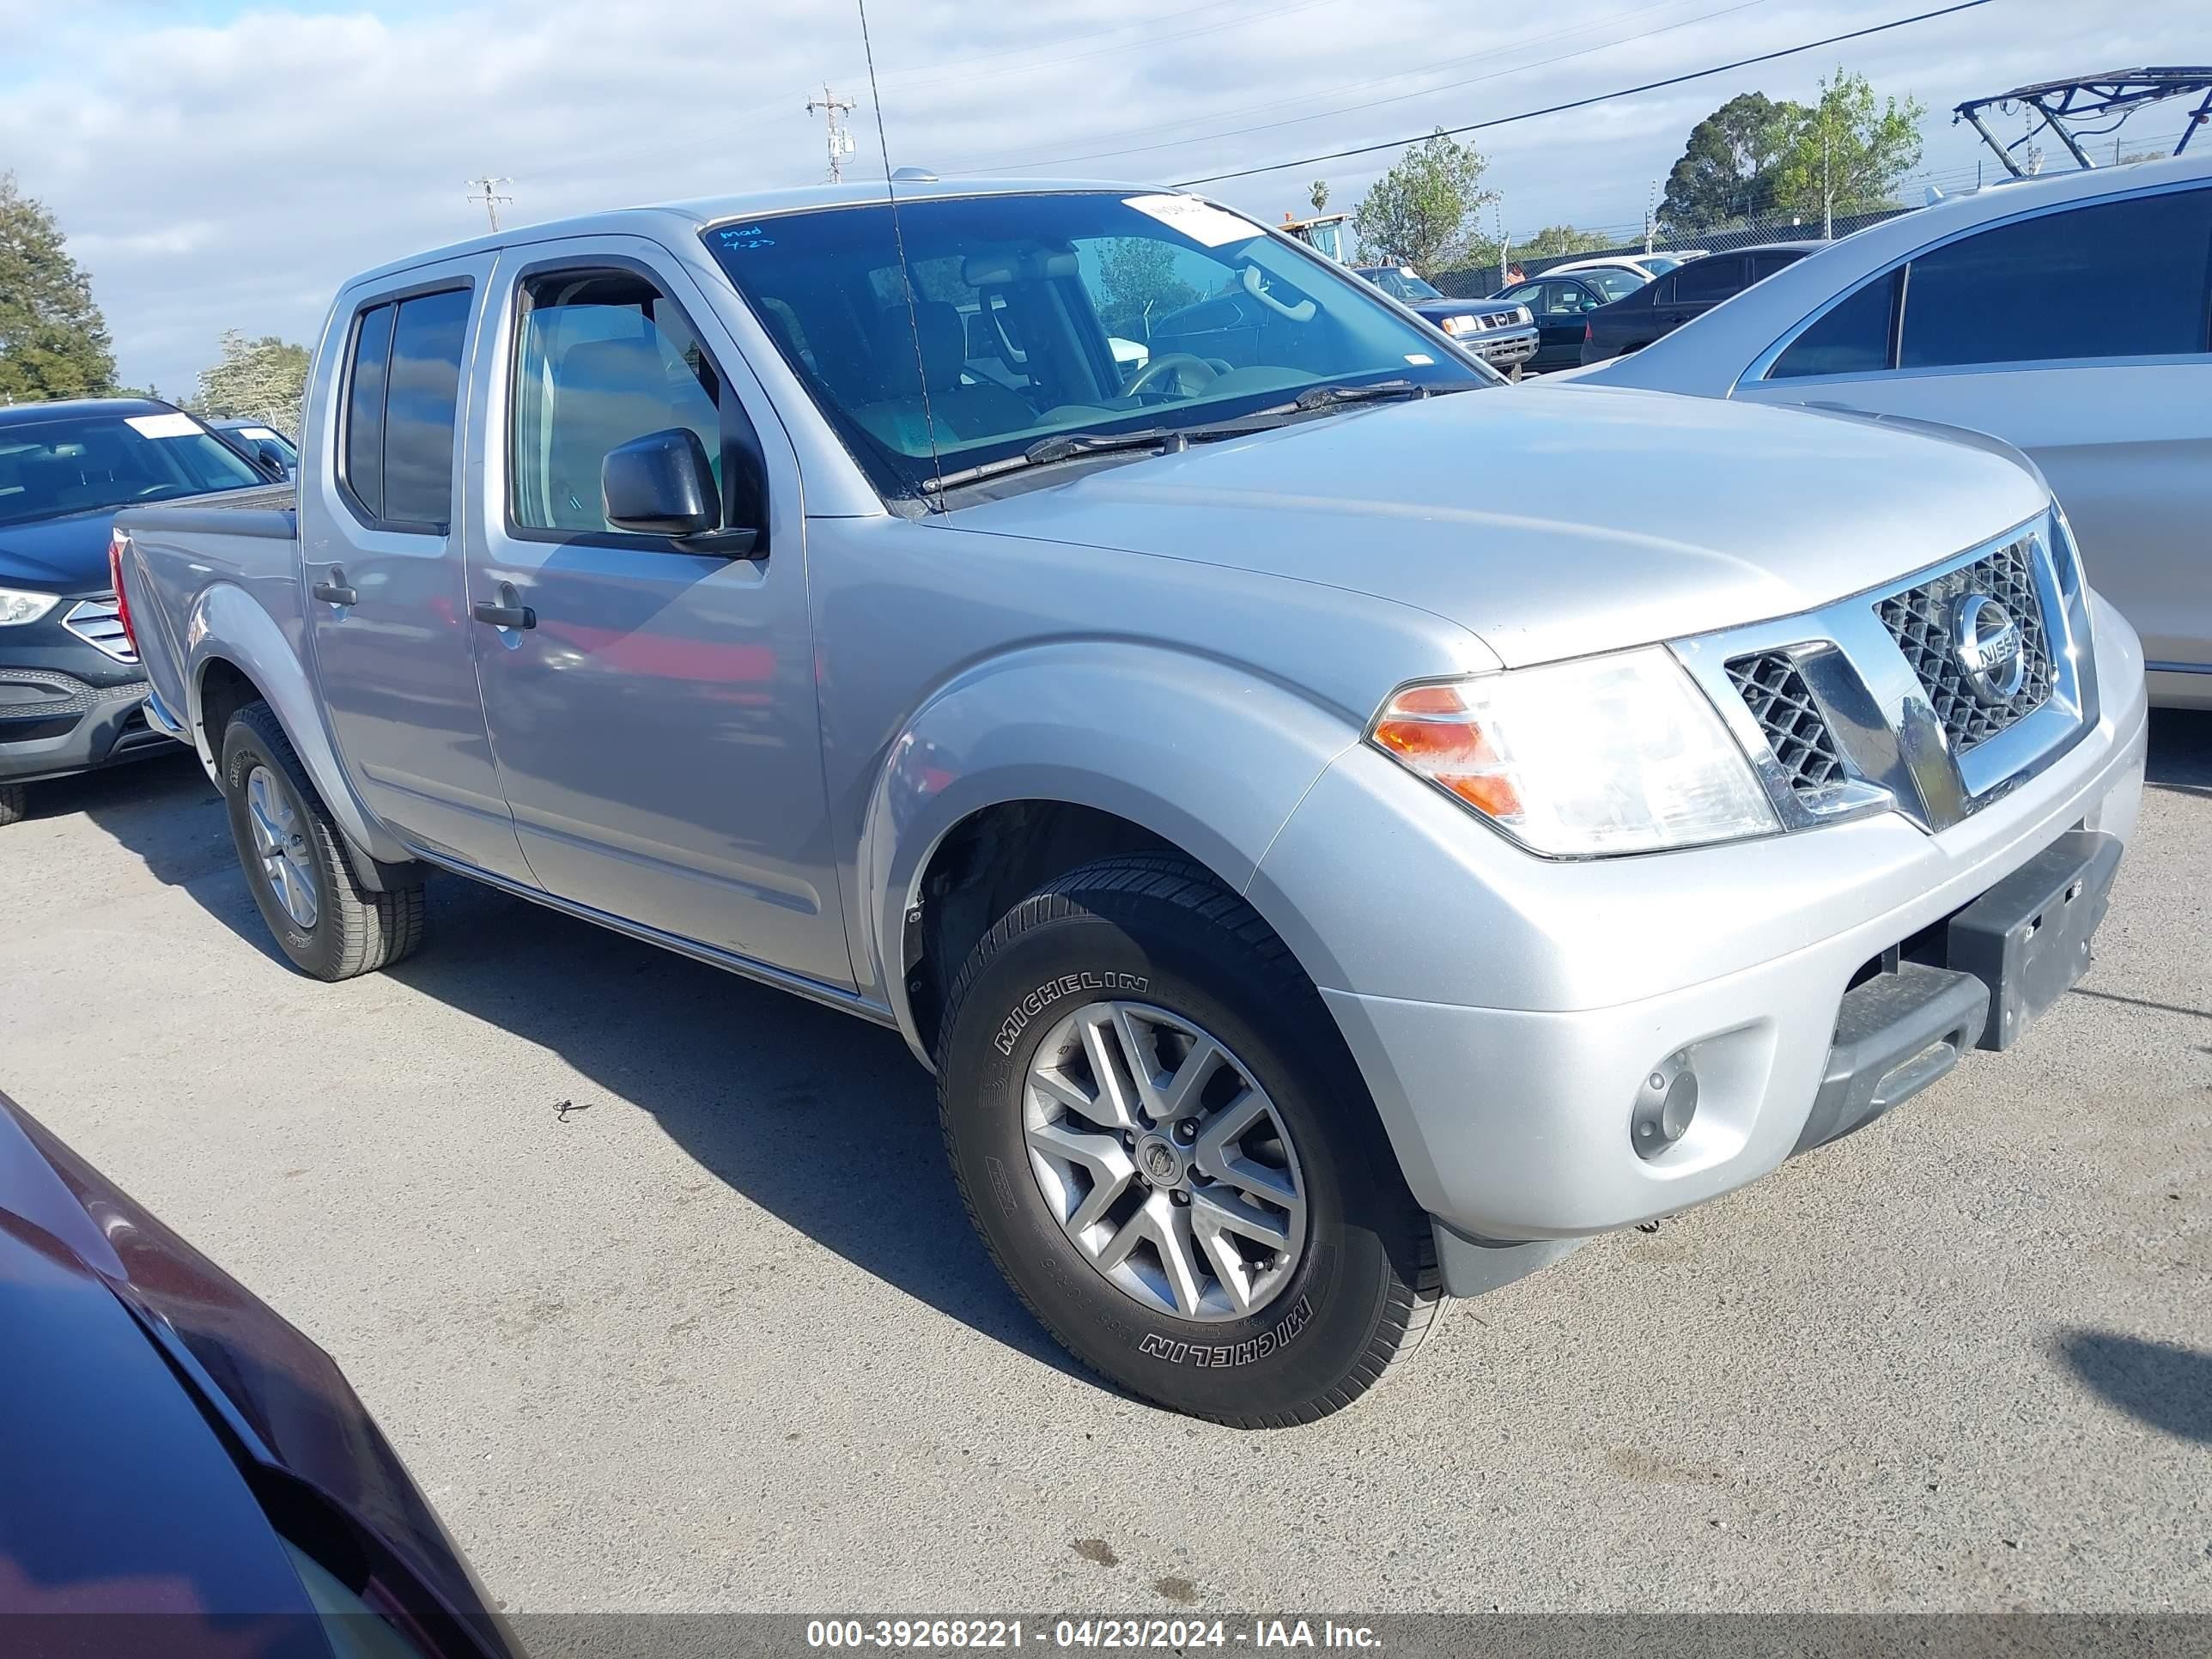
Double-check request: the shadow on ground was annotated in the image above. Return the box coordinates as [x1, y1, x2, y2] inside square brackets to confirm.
[2056, 1330, 2212, 1443]
[70, 749, 1072, 1376]
[2146, 708, 2211, 796]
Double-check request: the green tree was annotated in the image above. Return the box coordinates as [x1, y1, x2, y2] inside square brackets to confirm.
[1308, 179, 1330, 215]
[191, 331, 311, 430]
[1097, 238, 1199, 342]
[0, 172, 118, 403]
[1350, 130, 1495, 276]
[1658, 92, 1797, 234]
[1524, 223, 1614, 257]
[1774, 70, 1926, 238]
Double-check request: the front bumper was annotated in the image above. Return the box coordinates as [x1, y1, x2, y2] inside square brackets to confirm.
[1465, 326, 1538, 371]
[1256, 595, 2149, 1250]
[0, 665, 170, 784]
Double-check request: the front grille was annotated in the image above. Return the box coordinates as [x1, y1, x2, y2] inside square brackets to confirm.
[64, 595, 137, 665]
[1728, 652, 1848, 799]
[1876, 538, 2051, 755]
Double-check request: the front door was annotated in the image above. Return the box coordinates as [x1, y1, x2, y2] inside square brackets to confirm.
[463, 239, 852, 988]
[302, 258, 532, 883]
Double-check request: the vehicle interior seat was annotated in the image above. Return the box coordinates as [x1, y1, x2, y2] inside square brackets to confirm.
[851, 299, 1037, 450]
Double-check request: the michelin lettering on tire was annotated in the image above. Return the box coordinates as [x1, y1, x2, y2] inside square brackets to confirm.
[993, 969, 1148, 1056]
[1138, 1296, 1313, 1366]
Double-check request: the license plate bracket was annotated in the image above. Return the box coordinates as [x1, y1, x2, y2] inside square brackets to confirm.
[1946, 830, 2122, 1051]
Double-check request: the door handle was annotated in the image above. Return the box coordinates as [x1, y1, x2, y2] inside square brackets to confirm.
[473, 583, 536, 630]
[311, 568, 356, 607]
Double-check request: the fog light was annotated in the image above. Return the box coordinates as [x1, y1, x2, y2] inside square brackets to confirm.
[1632, 1052, 1698, 1160]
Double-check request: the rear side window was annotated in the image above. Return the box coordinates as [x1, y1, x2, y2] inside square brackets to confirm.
[1770, 270, 1899, 379]
[1671, 258, 1744, 304]
[337, 286, 472, 529]
[1899, 188, 2212, 368]
[1748, 250, 1802, 281]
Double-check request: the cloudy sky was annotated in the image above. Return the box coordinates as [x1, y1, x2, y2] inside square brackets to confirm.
[4, 0, 2203, 397]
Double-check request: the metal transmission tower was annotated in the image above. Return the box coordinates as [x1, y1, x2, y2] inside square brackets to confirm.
[466, 176, 514, 231]
[806, 85, 859, 182]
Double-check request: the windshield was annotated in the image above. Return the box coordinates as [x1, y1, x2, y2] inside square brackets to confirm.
[220, 423, 300, 465]
[1642, 255, 1684, 276]
[1358, 266, 1443, 302]
[706, 191, 1491, 500]
[0, 410, 265, 527]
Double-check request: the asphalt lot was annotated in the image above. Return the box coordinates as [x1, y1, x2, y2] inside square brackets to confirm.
[3, 716, 2209, 1617]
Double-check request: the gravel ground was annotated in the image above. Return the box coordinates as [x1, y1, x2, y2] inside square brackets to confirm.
[3, 714, 2207, 1617]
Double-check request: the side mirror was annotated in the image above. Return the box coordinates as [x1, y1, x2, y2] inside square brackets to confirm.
[603, 427, 717, 534]
[252, 440, 290, 478]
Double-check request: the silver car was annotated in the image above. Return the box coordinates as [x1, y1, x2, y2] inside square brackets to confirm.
[1559, 149, 2212, 709]
[116, 179, 2148, 1424]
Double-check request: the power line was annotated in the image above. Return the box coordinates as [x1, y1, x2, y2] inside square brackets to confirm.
[1173, 0, 1995, 186]
[465, 175, 513, 231]
[951, 0, 1770, 175]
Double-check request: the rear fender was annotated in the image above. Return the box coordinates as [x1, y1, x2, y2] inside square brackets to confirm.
[859, 642, 1360, 1062]
[187, 583, 410, 866]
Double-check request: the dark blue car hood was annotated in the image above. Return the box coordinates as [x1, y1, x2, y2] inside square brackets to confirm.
[0, 507, 119, 592]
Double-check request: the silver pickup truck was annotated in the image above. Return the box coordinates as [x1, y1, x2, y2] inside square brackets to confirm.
[117, 179, 2148, 1425]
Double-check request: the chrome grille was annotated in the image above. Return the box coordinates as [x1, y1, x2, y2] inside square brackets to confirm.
[1875, 536, 2051, 755]
[1727, 652, 1848, 800]
[64, 594, 137, 665]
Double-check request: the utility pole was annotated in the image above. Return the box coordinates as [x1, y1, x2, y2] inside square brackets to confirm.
[806, 85, 858, 183]
[466, 176, 513, 232]
[1644, 179, 1656, 253]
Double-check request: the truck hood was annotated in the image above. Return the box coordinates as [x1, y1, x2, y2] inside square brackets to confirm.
[945, 385, 2050, 668]
[0, 506, 118, 592]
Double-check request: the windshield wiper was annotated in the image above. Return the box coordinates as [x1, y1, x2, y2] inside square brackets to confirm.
[923, 423, 1245, 494]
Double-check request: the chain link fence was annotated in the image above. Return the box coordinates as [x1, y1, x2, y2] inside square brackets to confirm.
[1430, 204, 1917, 298]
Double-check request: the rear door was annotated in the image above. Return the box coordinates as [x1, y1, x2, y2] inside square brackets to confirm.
[1739, 183, 2212, 682]
[1658, 255, 1748, 335]
[302, 260, 533, 882]
[462, 237, 851, 988]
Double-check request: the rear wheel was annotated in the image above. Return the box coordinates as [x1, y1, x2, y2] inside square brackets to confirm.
[0, 782, 25, 826]
[937, 856, 1439, 1426]
[220, 702, 423, 980]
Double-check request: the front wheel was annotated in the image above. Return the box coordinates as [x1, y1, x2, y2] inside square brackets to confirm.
[937, 857, 1439, 1426]
[220, 702, 424, 980]
[0, 782, 25, 826]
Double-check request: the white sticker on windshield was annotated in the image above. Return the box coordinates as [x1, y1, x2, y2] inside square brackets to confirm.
[239, 426, 279, 441]
[1122, 194, 1263, 248]
[125, 412, 202, 439]
[1404, 353, 1435, 365]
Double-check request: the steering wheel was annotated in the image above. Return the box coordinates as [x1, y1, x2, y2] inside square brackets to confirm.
[1121, 352, 1219, 398]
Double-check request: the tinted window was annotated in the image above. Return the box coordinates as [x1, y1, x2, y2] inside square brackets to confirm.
[1900, 188, 2212, 368]
[1770, 270, 1899, 379]
[510, 271, 734, 534]
[381, 289, 471, 526]
[342, 303, 394, 519]
[1671, 258, 1746, 304]
[0, 412, 263, 527]
[1748, 250, 1804, 281]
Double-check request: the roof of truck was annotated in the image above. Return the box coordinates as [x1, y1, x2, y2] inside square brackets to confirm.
[343, 176, 1170, 287]
[0, 397, 174, 428]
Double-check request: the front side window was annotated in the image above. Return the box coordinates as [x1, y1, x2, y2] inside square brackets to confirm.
[509, 269, 747, 536]
[0, 411, 263, 528]
[706, 191, 1489, 500]
[1899, 187, 2212, 369]
[339, 286, 471, 528]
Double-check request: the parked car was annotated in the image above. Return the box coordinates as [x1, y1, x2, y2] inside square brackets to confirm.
[0, 398, 275, 826]
[1578, 241, 1822, 364]
[1537, 256, 1662, 285]
[118, 179, 2147, 1426]
[1493, 268, 1650, 371]
[0, 1089, 520, 1656]
[1559, 153, 2212, 709]
[1348, 264, 1539, 375]
[212, 417, 302, 480]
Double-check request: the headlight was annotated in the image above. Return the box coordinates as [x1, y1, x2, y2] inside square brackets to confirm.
[1515, 305, 1533, 325]
[0, 587, 60, 627]
[1368, 647, 1779, 857]
[1440, 315, 1476, 335]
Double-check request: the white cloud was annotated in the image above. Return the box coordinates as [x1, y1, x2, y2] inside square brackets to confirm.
[5, 0, 2203, 396]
